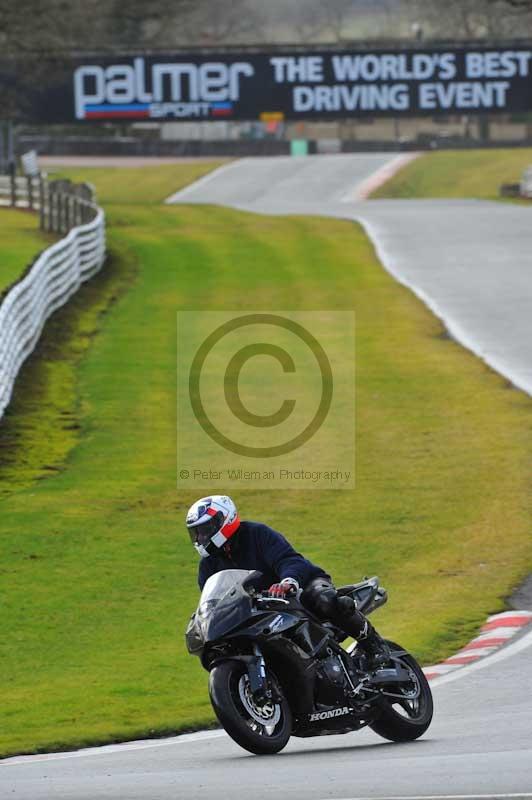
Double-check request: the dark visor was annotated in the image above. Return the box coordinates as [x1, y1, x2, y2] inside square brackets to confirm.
[188, 511, 224, 546]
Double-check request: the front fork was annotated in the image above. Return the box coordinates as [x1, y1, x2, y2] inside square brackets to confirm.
[248, 644, 272, 703]
[214, 647, 272, 703]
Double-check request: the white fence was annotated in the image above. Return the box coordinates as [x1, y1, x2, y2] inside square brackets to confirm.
[0, 205, 106, 419]
[0, 175, 42, 209]
[520, 166, 532, 198]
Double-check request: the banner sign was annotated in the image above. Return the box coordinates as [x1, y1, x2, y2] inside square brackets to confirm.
[9, 46, 532, 122]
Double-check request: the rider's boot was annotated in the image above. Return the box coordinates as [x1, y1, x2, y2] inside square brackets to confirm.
[356, 620, 391, 670]
[335, 596, 390, 669]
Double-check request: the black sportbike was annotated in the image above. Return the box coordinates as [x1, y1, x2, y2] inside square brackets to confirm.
[186, 569, 433, 755]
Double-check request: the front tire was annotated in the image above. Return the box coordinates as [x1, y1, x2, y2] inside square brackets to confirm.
[209, 660, 292, 755]
[369, 640, 433, 742]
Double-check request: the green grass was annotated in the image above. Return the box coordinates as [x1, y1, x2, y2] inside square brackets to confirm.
[0, 208, 57, 293]
[1, 164, 531, 757]
[372, 148, 532, 200]
[52, 162, 226, 205]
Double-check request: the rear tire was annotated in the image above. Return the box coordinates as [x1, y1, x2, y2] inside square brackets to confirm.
[369, 640, 433, 742]
[209, 660, 292, 755]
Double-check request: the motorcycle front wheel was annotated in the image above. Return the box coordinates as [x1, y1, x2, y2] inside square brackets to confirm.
[209, 660, 292, 755]
[369, 640, 433, 742]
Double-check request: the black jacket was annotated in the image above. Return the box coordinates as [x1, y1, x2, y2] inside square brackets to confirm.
[197, 520, 327, 591]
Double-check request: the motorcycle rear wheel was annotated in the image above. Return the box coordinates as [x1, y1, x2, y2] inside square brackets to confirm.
[369, 640, 433, 742]
[209, 660, 292, 755]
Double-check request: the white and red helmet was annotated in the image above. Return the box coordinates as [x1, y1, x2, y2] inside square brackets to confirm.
[186, 495, 240, 558]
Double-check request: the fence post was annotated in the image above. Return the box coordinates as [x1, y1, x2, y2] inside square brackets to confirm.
[39, 176, 45, 229]
[9, 162, 16, 207]
[59, 192, 64, 232]
[47, 184, 54, 233]
[51, 188, 57, 233]
[27, 176, 33, 210]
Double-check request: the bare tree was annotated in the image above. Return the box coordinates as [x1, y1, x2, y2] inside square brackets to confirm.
[323, 0, 355, 42]
[108, 0, 197, 48]
[0, 0, 71, 53]
[492, 0, 532, 6]
[409, 0, 532, 39]
[180, 0, 265, 45]
[0, 0, 197, 53]
[280, 0, 328, 43]
[410, 0, 475, 38]
[485, 0, 532, 34]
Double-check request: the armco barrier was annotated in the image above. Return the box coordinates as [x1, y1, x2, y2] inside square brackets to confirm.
[0, 200, 105, 419]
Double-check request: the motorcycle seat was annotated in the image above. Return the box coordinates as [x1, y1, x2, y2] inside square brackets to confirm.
[336, 577, 378, 596]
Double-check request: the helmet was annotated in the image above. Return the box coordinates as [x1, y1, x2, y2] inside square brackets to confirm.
[186, 495, 240, 558]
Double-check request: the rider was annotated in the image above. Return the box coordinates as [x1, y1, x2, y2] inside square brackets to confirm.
[186, 494, 389, 667]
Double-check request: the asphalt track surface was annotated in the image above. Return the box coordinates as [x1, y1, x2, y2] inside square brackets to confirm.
[3, 629, 532, 799]
[3, 155, 532, 798]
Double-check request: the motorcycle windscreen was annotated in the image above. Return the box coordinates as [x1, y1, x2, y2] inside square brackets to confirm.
[198, 569, 254, 607]
[196, 569, 256, 642]
[185, 612, 204, 655]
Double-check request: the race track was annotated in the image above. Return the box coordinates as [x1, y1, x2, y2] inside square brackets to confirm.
[3, 153, 532, 799]
[169, 154, 532, 395]
[3, 629, 532, 799]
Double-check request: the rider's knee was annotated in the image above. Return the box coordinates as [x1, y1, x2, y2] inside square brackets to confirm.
[336, 595, 356, 617]
[304, 580, 338, 619]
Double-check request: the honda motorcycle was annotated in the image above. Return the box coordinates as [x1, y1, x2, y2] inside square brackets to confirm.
[186, 569, 433, 755]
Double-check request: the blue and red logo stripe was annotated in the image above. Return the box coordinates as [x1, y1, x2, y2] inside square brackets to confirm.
[211, 102, 233, 117]
[84, 104, 151, 119]
[82, 101, 234, 120]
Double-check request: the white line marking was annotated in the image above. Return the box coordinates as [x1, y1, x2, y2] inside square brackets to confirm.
[321, 794, 532, 800]
[0, 730, 225, 766]
[164, 159, 246, 204]
[357, 214, 532, 397]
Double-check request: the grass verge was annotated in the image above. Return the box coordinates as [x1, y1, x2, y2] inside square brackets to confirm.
[51, 162, 226, 205]
[371, 148, 532, 200]
[0, 164, 531, 757]
[0, 209, 57, 294]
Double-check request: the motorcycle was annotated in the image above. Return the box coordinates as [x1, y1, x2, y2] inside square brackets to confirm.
[186, 569, 433, 755]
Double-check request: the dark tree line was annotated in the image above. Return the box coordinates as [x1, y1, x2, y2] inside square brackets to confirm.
[1, 0, 532, 62]
[0, 0, 198, 54]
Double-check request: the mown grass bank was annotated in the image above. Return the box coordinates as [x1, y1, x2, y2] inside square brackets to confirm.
[54, 162, 227, 205]
[1, 163, 531, 757]
[0, 209, 57, 293]
[372, 148, 532, 200]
